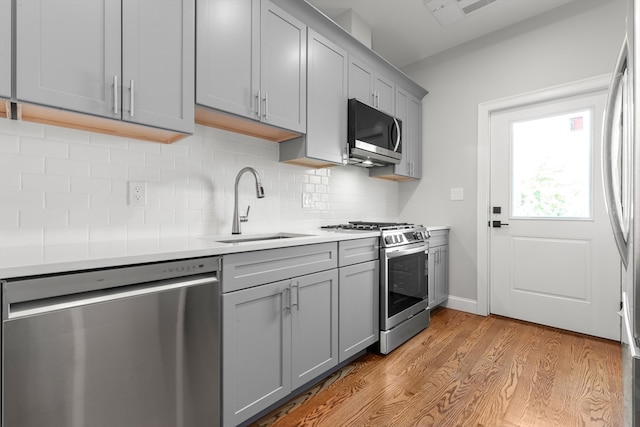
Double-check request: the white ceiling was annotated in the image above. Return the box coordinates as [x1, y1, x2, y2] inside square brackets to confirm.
[306, 0, 575, 68]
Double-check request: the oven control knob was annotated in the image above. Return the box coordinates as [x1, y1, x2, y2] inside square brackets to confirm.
[385, 236, 394, 245]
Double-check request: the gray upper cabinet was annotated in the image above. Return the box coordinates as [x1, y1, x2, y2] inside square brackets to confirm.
[15, 0, 193, 134]
[279, 28, 347, 167]
[0, 0, 11, 100]
[348, 55, 394, 116]
[121, 0, 194, 133]
[370, 86, 423, 180]
[196, 0, 306, 134]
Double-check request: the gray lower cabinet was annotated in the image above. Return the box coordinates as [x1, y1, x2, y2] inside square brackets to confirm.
[15, 0, 193, 133]
[339, 260, 379, 362]
[0, 0, 10, 100]
[279, 28, 348, 167]
[428, 230, 449, 308]
[196, 0, 307, 134]
[338, 237, 380, 362]
[222, 269, 338, 427]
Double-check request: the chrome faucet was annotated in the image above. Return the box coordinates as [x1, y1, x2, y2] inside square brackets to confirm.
[232, 167, 265, 234]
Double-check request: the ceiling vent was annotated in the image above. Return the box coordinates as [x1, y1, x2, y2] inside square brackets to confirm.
[424, 0, 497, 26]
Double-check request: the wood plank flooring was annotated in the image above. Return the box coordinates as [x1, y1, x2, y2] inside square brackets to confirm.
[251, 308, 622, 427]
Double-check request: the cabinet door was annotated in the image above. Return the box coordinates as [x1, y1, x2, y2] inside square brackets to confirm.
[123, 0, 194, 133]
[408, 94, 423, 178]
[394, 87, 412, 177]
[260, 0, 306, 133]
[222, 280, 292, 427]
[339, 260, 379, 362]
[16, 0, 121, 118]
[348, 55, 374, 107]
[436, 246, 449, 306]
[0, 0, 10, 99]
[374, 72, 395, 115]
[428, 247, 436, 308]
[305, 29, 348, 165]
[291, 269, 339, 389]
[196, 0, 259, 120]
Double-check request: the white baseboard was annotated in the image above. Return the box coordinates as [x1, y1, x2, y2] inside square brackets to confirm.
[440, 296, 482, 315]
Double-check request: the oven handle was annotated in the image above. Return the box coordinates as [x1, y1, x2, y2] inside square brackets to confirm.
[385, 244, 427, 259]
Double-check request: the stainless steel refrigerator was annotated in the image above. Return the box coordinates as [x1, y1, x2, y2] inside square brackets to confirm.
[603, 0, 640, 425]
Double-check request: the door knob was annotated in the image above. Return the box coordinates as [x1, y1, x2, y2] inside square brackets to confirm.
[492, 220, 509, 228]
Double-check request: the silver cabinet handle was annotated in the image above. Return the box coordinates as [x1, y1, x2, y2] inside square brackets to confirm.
[113, 75, 119, 114]
[130, 80, 134, 117]
[291, 281, 299, 311]
[263, 92, 268, 119]
[283, 286, 290, 311]
[602, 38, 629, 267]
[255, 90, 261, 118]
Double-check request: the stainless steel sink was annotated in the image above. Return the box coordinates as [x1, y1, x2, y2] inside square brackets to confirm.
[208, 233, 314, 244]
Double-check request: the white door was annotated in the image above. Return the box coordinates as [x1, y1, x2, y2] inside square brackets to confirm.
[490, 91, 620, 340]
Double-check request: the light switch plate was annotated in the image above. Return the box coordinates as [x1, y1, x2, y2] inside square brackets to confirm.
[450, 187, 464, 201]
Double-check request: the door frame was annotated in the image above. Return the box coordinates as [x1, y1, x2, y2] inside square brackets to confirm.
[475, 74, 612, 316]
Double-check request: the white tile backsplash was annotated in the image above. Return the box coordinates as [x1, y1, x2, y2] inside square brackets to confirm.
[0, 119, 400, 246]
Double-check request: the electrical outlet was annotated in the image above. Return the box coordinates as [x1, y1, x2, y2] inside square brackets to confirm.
[302, 192, 313, 209]
[128, 181, 147, 206]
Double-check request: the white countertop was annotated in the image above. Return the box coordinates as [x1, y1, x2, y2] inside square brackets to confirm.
[0, 229, 381, 279]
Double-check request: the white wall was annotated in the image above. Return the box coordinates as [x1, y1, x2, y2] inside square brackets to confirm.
[399, 0, 627, 305]
[0, 120, 399, 246]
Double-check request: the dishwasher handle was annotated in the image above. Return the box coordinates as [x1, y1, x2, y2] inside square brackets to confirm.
[7, 275, 217, 320]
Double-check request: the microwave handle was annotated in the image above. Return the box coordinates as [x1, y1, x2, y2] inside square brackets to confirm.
[392, 118, 401, 152]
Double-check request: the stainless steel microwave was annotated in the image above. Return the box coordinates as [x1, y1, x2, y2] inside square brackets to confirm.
[347, 98, 402, 167]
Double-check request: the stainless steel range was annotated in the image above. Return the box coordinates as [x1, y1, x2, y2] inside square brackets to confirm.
[322, 222, 430, 353]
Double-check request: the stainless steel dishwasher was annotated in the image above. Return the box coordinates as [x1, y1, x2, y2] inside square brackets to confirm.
[1, 256, 220, 427]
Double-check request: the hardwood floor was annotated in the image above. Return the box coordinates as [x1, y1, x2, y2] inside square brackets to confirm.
[251, 308, 623, 427]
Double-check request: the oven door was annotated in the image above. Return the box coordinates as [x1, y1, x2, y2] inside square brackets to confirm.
[381, 243, 428, 330]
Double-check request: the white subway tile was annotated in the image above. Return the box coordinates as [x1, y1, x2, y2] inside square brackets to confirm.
[0, 133, 19, 153]
[128, 165, 160, 182]
[175, 157, 201, 172]
[45, 125, 90, 144]
[0, 191, 44, 209]
[69, 209, 109, 227]
[0, 119, 45, 138]
[90, 162, 128, 180]
[20, 209, 68, 227]
[0, 153, 45, 174]
[145, 153, 176, 170]
[160, 223, 189, 238]
[109, 207, 145, 225]
[175, 209, 201, 224]
[23, 174, 70, 192]
[0, 173, 20, 191]
[90, 193, 125, 209]
[0, 208, 19, 228]
[128, 139, 161, 154]
[45, 193, 90, 210]
[145, 208, 174, 224]
[45, 158, 89, 177]
[161, 142, 190, 158]
[127, 224, 160, 240]
[71, 176, 111, 194]
[70, 143, 109, 163]
[21, 136, 69, 158]
[44, 227, 89, 245]
[0, 227, 44, 246]
[90, 132, 128, 149]
[111, 148, 144, 166]
[89, 225, 127, 242]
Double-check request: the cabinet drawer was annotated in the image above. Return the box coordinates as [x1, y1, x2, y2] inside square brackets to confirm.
[429, 230, 449, 247]
[222, 242, 337, 292]
[338, 237, 379, 267]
